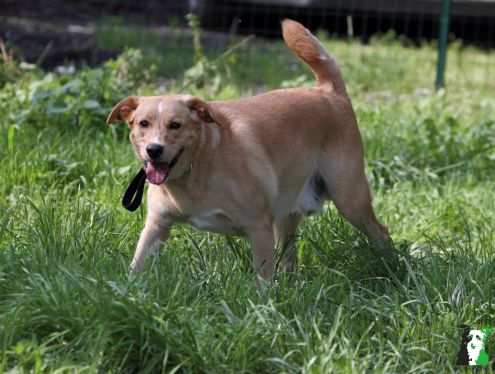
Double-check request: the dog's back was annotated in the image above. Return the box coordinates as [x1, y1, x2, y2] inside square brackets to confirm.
[206, 20, 361, 184]
[208, 19, 354, 135]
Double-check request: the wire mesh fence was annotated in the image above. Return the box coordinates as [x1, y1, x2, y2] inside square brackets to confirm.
[1, 0, 494, 89]
[191, 0, 495, 45]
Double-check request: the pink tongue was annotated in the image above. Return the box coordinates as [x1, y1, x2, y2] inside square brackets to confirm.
[145, 163, 169, 185]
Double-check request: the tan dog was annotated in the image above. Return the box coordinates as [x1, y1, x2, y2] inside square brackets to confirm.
[107, 20, 392, 279]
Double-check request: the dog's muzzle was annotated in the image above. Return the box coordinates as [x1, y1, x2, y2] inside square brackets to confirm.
[144, 147, 184, 185]
[122, 147, 184, 212]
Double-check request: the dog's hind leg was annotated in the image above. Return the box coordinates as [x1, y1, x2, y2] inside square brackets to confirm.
[273, 213, 302, 272]
[318, 151, 392, 251]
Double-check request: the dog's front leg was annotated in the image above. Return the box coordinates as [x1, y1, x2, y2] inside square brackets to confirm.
[130, 213, 171, 273]
[247, 221, 275, 280]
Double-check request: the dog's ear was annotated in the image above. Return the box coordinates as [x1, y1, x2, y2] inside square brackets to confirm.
[106, 96, 139, 125]
[185, 97, 214, 123]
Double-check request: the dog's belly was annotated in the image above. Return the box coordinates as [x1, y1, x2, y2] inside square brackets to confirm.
[188, 210, 242, 236]
[274, 174, 326, 218]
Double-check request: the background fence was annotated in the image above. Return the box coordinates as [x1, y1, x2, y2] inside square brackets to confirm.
[1, 0, 494, 88]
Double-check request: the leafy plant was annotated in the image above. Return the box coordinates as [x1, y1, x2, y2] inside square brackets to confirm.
[0, 49, 155, 131]
[182, 13, 253, 98]
[0, 39, 27, 88]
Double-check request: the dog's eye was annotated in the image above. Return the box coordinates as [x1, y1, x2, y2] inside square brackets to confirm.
[168, 121, 181, 130]
[139, 120, 150, 128]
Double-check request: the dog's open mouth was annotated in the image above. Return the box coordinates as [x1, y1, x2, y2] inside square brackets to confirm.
[144, 147, 184, 185]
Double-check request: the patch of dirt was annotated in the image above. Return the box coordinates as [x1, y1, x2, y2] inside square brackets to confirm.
[0, 17, 117, 69]
[0, 0, 193, 69]
[0, 15, 236, 71]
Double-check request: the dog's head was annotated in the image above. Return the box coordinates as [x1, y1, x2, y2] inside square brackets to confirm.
[467, 330, 485, 354]
[107, 95, 213, 185]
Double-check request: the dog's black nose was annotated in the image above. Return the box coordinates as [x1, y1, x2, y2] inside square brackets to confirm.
[146, 143, 164, 159]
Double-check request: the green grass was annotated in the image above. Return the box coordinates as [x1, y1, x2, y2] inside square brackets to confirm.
[1, 25, 495, 372]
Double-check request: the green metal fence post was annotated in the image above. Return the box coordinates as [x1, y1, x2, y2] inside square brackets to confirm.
[436, 0, 451, 89]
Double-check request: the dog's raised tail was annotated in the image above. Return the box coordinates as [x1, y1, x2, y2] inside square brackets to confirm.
[282, 19, 346, 94]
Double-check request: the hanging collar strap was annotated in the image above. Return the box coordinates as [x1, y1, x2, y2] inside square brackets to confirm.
[122, 157, 194, 212]
[122, 169, 146, 212]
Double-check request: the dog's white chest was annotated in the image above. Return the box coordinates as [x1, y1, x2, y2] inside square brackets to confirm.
[188, 210, 241, 235]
